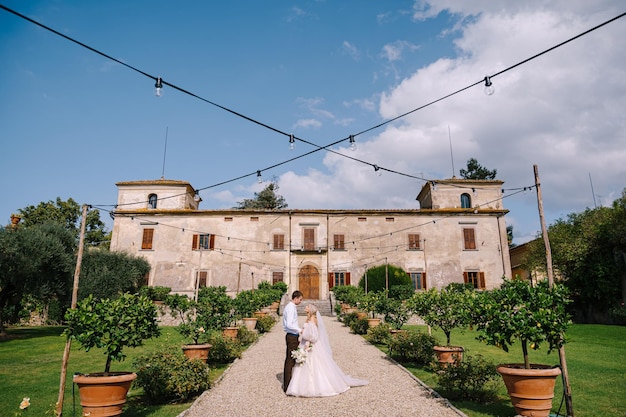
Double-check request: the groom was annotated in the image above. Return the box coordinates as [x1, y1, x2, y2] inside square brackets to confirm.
[282, 290, 303, 392]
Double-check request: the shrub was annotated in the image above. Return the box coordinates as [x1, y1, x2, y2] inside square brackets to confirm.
[366, 322, 392, 345]
[609, 303, 626, 325]
[256, 314, 276, 333]
[206, 331, 242, 364]
[358, 264, 411, 293]
[133, 347, 210, 404]
[342, 311, 359, 328]
[237, 325, 258, 345]
[381, 297, 411, 330]
[436, 354, 499, 403]
[334, 302, 343, 317]
[349, 317, 369, 335]
[387, 330, 436, 364]
[389, 284, 414, 301]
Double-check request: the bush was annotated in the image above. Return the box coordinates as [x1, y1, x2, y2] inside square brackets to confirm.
[349, 317, 369, 335]
[237, 325, 258, 345]
[609, 303, 626, 325]
[256, 314, 276, 333]
[366, 322, 392, 345]
[389, 284, 414, 301]
[342, 311, 359, 328]
[133, 347, 210, 404]
[387, 330, 436, 364]
[436, 354, 499, 403]
[206, 331, 242, 364]
[358, 264, 411, 293]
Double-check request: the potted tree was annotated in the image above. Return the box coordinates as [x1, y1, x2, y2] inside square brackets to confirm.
[164, 293, 213, 362]
[359, 291, 385, 327]
[409, 283, 473, 365]
[380, 292, 411, 332]
[63, 293, 160, 416]
[472, 278, 571, 417]
[234, 290, 262, 331]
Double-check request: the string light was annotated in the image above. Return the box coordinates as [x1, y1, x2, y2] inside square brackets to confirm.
[194, 190, 201, 202]
[374, 165, 382, 176]
[289, 134, 295, 150]
[483, 76, 495, 96]
[257, 170, 262, 184]
[349, 135, 356, 151]
[154, 77, 163, 97]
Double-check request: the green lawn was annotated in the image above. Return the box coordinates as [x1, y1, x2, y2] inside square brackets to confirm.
[0, 326, 224, 416]
[399, 324, 626, 417]
[1, 324, 625, 416]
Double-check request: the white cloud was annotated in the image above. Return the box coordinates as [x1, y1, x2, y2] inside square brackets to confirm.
[381, 40, 419, 62]
[293, 118, 322, 129]
[342, 41, 360, 60]
[278, 2, 626, 244]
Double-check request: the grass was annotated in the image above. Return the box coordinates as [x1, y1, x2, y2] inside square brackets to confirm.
[393, 324, 626, 417]
[2, 323, 625, 416]
[0, 326, 228, 417]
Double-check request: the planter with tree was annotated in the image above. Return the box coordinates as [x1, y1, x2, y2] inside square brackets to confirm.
[409, 283, 473, 365]
[63, 293, 160, 416]
[359, 290, 385, 327]
[234, 289, 263, 331]
[472, 278, 571, 417]
[380, 292, 411, 332]
[164, 293, 212, 362]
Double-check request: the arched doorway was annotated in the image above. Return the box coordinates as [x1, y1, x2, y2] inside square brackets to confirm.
[298, 265, 320, 299]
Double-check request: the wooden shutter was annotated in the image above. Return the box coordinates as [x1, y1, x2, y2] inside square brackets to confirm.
[274, 234, 284, 250]
[198, 271, 207, 287]
[479, 272, 486, 289]
[192, 234, 199, 250]
[463, 228, 476, 250]
[345, 272, 351, 285]
[273, 271, 284, 284]
[463, 271, 469, 284]
[328, 272, 334, 289]
[334, 234, 345, 250]
[421, 272, 427, 290]
[304, 228, 315, 251]
[408, 233, 420, 250]
[209, 234, 215, 250]
[141, 228, 154, 250]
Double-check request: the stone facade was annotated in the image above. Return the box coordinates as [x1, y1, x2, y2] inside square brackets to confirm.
[110, 178, 511, 299]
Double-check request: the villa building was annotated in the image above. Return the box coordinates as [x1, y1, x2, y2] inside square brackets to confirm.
[109, 178, 512, 300]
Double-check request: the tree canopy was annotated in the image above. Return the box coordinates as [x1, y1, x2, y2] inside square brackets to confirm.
[235, 182, 288, 210]
[357, 264, 411, 293]
[17, 197, 109, 248]
[459, 158, 497, 180]
[524, 189, 626, 323]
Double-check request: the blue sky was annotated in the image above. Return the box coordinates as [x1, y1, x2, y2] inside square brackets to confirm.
[1, 1, 625, 244]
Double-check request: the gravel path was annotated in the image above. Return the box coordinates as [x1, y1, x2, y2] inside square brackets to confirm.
[179, 316, 466, 417]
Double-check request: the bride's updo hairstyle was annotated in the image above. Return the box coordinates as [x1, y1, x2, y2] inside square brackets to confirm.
[306, 304, 318, 315]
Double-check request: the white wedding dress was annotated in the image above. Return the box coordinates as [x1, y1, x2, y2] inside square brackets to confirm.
[286, 312, 368, 397]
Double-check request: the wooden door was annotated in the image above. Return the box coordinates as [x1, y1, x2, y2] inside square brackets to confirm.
[298, 265, 319, 299]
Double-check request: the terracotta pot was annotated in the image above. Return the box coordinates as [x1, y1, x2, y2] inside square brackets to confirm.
[367, 318, 381, 327]
[357, 311, 368, 319]
[73, 372, 136, 416]
[242, 317, 258, 331]
[497, 364, 562, 417]
[222, 326, 239, 340]
[254, 311, 268, 318]
[434, 345, 464, 366]
[182, 343, 212, 362]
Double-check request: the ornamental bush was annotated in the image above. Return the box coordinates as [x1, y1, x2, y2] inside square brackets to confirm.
[349, 317, 369, 335]
[366, 322, 392, 345]
[435, 354, 499, 403]
[256, 314, 276, 333]
[133, 347, 210, 404]
[387, 329, 436, 364]
[206, 331, 242, 364]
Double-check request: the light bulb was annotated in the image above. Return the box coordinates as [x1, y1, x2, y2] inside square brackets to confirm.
[374, 165, 382, 176]
[483, 76, 495, 96]
[194, 191, 201, 202]
[257, 170, 262, 184]
[289, 134, 295, 150]
[349, 135, 356, 151]
[155, 77, 163, 97]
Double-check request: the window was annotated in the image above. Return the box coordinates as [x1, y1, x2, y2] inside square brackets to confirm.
[386, 217, 395, 222]
[148, 193, 157, 209]
[272, 271, 284, 284]
[333, 234, 345, 250]
[196, 270, 208, 288]
[273, 234, 285, 250]
[408, 233, 421, 250]
[250, 216, 259, 222]
[358, 217, 367, 222]
[303, 228, 315, 251]
[141, 228, 154, 250]
[410, 272, 427, 290]
[328, 271, 351, 288]
[461, 193, 471, 209]
[192, 234, 215, 250]
[224, 217, 233, 222]
[464, 271, 485, 289]
[463, 228, 476, 250]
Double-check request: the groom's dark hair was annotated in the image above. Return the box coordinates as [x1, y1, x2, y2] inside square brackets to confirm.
[292, 290, 303, 299]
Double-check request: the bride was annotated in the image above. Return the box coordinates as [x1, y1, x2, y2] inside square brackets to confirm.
[286, 304, 368, 397]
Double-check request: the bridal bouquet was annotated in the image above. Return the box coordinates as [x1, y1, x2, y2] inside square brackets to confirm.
[291, 341, 313, 365]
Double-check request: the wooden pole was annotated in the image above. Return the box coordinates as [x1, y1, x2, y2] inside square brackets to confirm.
[55, 204, 88, 417]
[533, 165, 574, 416]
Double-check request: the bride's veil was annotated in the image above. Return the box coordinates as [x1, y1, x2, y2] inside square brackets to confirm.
[315, 311, 333, 357]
